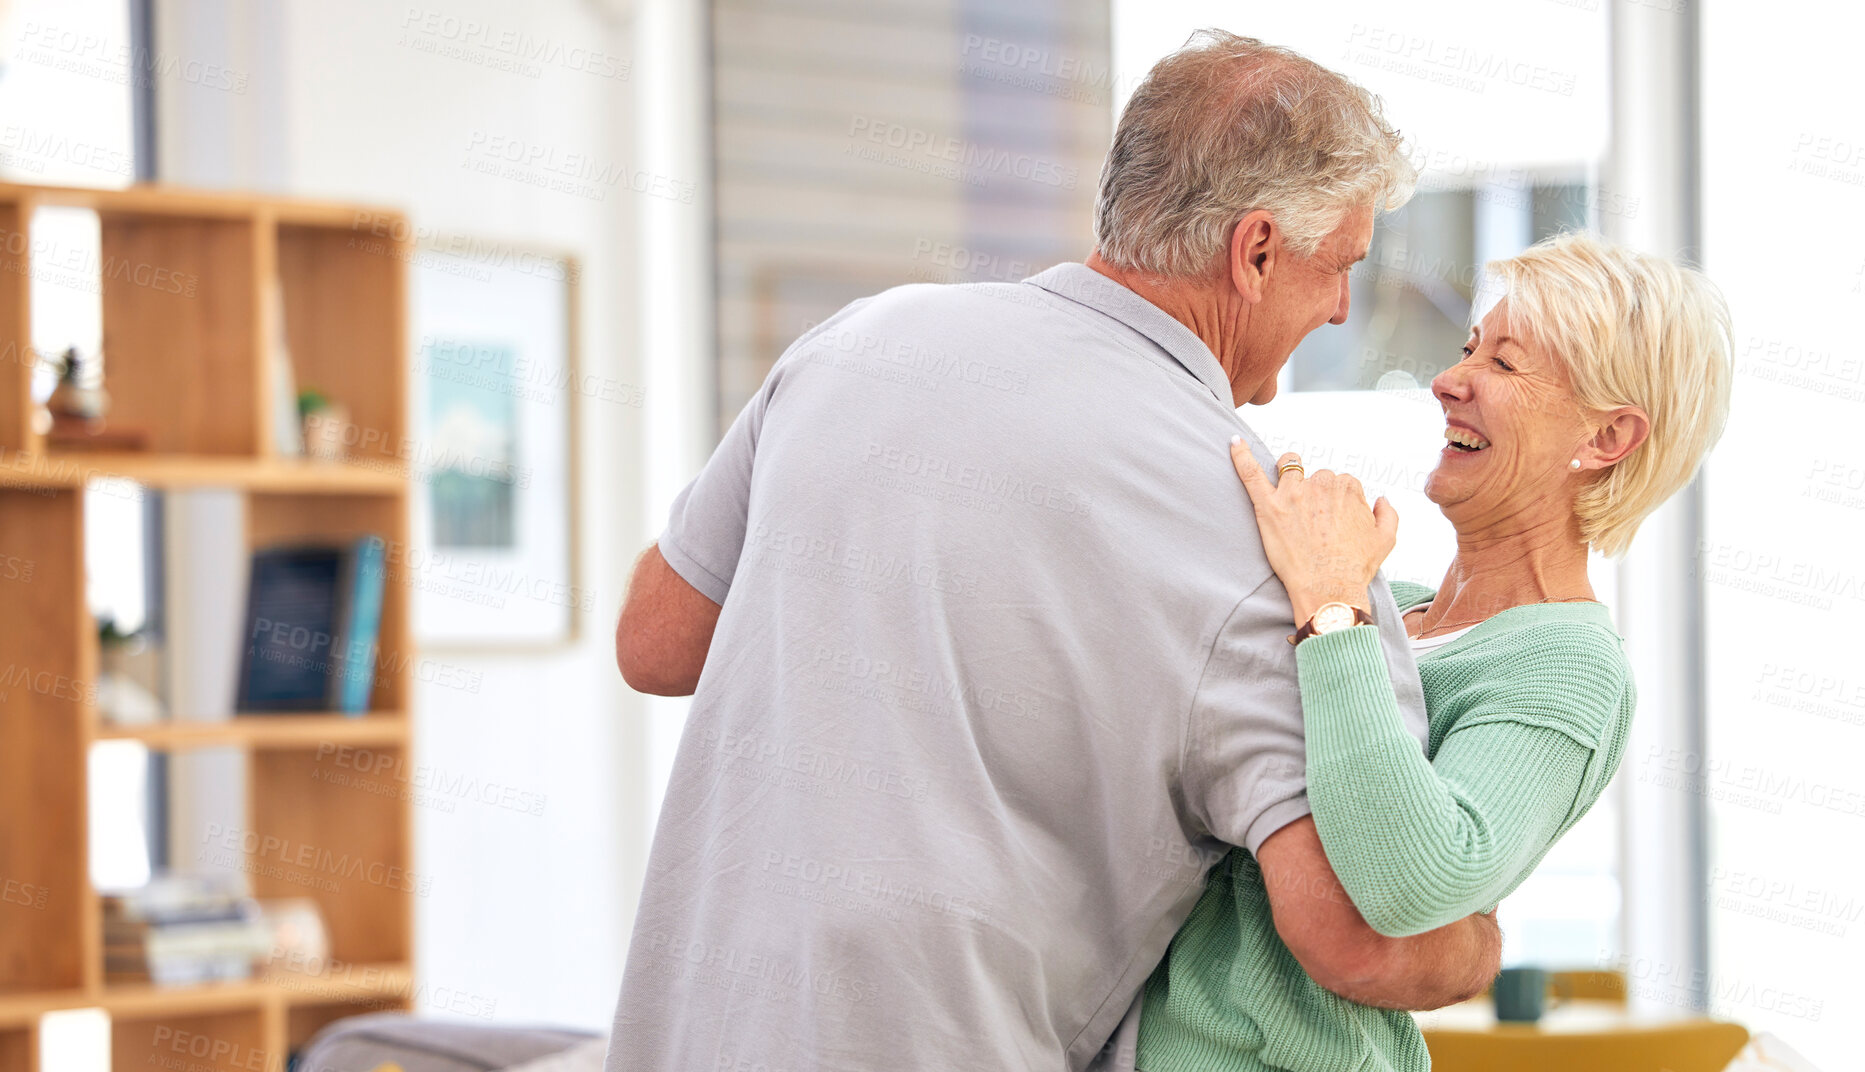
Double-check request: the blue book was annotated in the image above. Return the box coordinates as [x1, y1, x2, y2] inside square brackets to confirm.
[235, 537, 386, 715]
[334, 537, 386, 715]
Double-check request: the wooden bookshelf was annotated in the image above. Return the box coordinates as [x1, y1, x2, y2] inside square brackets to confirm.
[96, 715, 410, 751]
[0, 181, 416, 1071]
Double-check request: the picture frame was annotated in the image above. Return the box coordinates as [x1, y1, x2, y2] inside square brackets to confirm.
[406, 237, 582, 649]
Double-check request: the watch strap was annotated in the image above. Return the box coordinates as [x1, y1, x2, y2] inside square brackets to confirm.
[1287, 604, 1374, 646]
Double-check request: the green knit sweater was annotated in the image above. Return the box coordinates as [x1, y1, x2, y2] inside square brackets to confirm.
[1136, 581, 1634, 1072]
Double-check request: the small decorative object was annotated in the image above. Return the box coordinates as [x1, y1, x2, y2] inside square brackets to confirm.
[97, 620, 166, 727]
[299, 389, 351, 462]
[41, 348, 149, 450]
[255, 898, 330, 974]
[48, 347, 109, 422]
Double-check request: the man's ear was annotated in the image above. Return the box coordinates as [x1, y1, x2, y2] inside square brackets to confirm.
[1228, 209, 1278, 305]
[1581, 405, 1650, 469]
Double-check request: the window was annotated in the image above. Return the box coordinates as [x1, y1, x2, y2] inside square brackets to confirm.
[3, 0, 156, 895]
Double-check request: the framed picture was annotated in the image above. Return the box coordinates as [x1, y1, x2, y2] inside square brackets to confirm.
[407, 239, 581, 648]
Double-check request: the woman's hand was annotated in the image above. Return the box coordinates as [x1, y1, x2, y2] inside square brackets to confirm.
[1230, 437, 1398, 625]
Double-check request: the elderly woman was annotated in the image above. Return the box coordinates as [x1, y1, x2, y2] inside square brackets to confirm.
[1134, 232, 1733, 1072]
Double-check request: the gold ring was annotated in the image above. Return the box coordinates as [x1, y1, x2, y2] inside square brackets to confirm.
[1277, 463, 1305, 477]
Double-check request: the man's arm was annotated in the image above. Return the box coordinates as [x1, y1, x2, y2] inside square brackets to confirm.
[616, 542, 722, 696]
[1256, 817, 1500, 1010]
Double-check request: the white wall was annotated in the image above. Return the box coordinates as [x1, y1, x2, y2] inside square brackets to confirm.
[1700, 5, 1865, 1065]
[156, 0, 657, 1029]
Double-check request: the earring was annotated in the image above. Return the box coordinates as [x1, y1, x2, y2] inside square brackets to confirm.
[1570, 459, 1582, 470]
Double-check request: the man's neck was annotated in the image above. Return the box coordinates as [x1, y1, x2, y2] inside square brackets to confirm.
[1085, 251, 1246, 392]
[1422, 510, 1595, 633]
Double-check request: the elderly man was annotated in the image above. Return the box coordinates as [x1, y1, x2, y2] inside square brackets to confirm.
[606, 31, 1499, 1072]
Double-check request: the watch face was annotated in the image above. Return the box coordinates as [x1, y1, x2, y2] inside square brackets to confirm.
[1314, 604, 1358, 633]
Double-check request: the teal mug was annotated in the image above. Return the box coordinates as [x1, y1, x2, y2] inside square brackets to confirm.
[1493, 967, 1549, 1023]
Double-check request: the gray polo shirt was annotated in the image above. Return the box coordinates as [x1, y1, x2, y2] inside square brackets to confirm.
[605, 263, 1428, 1072]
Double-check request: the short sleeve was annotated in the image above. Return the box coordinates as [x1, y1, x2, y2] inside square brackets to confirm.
[657, 388, 768, 605]
[1183, 572, 1427, 856]
[658, 297, 876, 604]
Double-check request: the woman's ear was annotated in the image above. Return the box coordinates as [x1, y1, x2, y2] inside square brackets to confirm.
[1228, 210, 1278, 305]
[1583, 405, 1651, 468]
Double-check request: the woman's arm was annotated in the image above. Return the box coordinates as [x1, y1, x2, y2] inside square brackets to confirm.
[1224, 439, 1620, 935]
[1294, 625, 1604, 936]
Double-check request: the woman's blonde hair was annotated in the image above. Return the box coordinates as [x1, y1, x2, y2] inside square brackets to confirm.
[1487, 232, 1733, 558]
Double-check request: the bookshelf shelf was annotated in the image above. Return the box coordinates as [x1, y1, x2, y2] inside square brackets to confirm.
[1, 454, 407, 493]
[0, 182, 417, 1071]
[0, 964, 413, 1029]
[0, 990, 90, 1030]
[102, 962, 413, 1013]
[96, 716, 410, 751]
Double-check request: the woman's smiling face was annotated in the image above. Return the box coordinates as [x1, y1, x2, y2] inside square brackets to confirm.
[1425, 299, 1593, 529]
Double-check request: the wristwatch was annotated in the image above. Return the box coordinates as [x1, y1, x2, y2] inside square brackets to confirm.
[1287, 602, 1374, 645]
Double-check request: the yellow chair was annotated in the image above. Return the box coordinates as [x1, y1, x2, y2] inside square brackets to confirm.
[1549, 969, 1629, 1004]
[1425, 1020, 1749, 1072]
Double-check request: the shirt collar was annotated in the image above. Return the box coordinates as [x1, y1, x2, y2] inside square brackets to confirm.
[1023, 262, 1237, 407]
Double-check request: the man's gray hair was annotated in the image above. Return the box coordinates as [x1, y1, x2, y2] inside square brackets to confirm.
[1093, 31, 1416, 278]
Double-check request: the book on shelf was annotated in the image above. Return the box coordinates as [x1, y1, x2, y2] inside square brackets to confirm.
[102, 873, 272, 986]
[235, 537, 386, 716]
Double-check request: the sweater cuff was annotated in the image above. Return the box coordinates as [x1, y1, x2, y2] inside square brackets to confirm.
[1293, 624, 1420, 761]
